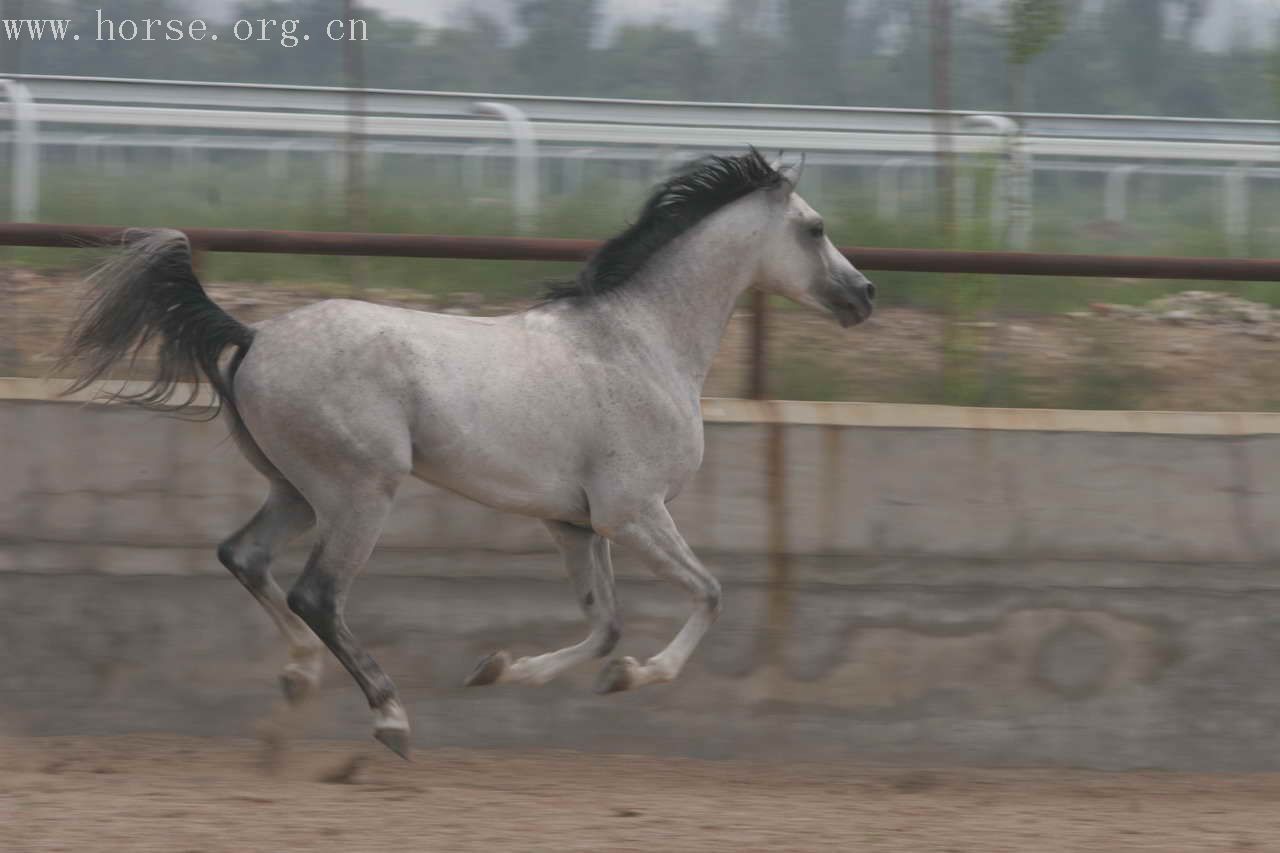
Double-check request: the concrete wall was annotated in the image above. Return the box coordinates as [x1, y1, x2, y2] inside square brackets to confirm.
[7, 380, 1280, 770]
[8, 383, 1280, 565]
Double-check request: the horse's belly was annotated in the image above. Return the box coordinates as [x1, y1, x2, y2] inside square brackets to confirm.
[409, 442, 589, 524]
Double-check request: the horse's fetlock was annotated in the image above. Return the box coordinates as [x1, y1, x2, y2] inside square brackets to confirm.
[367, 675, 398, 712]
[598, 621, 622, 657]
[701, 578, 722, 618]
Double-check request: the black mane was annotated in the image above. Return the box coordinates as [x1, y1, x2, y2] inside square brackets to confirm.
[544, 148, 784, 302]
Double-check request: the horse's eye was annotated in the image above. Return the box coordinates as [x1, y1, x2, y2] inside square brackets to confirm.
[808, 223, 824, 239]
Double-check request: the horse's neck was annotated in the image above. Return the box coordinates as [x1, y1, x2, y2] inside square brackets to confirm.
[605, 206, 764, 391]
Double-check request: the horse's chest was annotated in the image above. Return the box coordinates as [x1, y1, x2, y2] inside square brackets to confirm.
[576, 366, 705, 489]
[611, 411, 704, 489]
[672, 419, 705, 474]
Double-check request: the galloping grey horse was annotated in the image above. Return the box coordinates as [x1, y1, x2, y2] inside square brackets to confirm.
[59, 150, 874, 758]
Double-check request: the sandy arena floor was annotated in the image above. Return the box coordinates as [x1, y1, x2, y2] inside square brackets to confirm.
[3, 735, 1280, 852]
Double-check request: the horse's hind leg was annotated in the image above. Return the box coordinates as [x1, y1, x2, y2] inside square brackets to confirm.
[465, 520, 620, 687]
[592, 501, 721, 694]
[285, 486, 411, 759]
[217, 480, 325, 703]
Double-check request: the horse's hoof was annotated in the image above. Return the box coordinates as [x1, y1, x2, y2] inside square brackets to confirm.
[374, 727, 411, 761]
[463, 650, 510, 687]
[279, 669, 314, 705]
[594, 657, 639, 694]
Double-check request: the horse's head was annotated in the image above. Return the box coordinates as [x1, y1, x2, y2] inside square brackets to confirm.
[753, 159, 875, 328]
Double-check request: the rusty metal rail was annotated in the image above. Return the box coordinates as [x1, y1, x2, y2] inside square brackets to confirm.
[5, 222, 1280, 281]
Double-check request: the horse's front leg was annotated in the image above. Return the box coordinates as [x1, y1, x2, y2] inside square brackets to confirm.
[465, 520, 620, 687]
[590, 501, 721, 693]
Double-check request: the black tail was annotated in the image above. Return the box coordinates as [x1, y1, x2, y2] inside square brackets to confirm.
[57, 229, 254, 415]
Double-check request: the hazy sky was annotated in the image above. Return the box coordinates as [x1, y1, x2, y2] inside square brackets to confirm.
[359, 0, 721, 37]
[363, 0, 1274, 49]
[368, 0, 706, 22]
[197, 0, 1276, 51]
[193, 0, 722, 40]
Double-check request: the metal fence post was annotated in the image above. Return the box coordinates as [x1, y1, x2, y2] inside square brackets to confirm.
[1105, 165, 1142, 223]
[750, 287, 791, 690]
[749, 290, 768, 400]
[1224, 165, 1252, 257]
[964, 114, 1030, 250]
[343, 0, 368, 292]
[0, 78, 39, 221]
[472, 102, 539, 234]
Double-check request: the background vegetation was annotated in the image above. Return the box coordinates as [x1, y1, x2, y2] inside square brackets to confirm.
[1, 0, 1276, 119]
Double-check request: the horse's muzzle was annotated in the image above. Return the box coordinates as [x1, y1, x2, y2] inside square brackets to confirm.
[825, 275, 875, 328]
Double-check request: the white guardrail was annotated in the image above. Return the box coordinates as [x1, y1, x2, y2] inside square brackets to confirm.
[10, 101, 1280, 162]
[0, 74, 1274, 158]
[8, 74, 1280, 144]
[15, 100, 1280, 163]
[2, 74, 1278, 243]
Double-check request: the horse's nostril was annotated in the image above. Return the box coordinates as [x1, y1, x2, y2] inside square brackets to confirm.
[865, 281, 876, 300]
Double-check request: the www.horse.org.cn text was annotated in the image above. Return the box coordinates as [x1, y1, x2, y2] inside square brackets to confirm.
[1, 12, 369, 48]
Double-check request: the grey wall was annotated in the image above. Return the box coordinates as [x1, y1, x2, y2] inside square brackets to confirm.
[8, 398, 1280, 564]
[6, 397, 1280, 770]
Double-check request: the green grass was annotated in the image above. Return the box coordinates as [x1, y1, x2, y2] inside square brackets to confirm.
[769, 352, 853, 402]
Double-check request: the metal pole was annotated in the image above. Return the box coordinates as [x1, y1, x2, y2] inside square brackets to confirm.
[1224, 165, 1251, 257]
[752, 286, 788, 685]
[930, 0, 956, 242]
[472, 101, 539, 234]
[749, 290, 768, 400]
[343, 0, 368, 290]
[7, 224, 1280, 280]
[0, 80, 39, 221]
[964, 114, 1028, 249]
[1104, 165, 1142, 223]
[1009, 128, 1033, 250]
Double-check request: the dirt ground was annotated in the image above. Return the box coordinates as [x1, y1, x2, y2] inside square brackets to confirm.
[4, 735, 1280, 852]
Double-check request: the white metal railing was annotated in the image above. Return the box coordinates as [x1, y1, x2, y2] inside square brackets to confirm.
[8, 100, 1279, 162]
[13, 129, 1280, 177]
[10, 73, 1280, 144]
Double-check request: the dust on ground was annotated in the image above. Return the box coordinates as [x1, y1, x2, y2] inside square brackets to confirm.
[6, 266, 1280, 410]
[4, 735, 1280, 852]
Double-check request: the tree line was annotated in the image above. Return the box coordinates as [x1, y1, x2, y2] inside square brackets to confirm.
[2, 0, 1275, 118]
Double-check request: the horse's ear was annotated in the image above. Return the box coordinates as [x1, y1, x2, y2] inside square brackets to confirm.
[772, 152, 805, 192]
